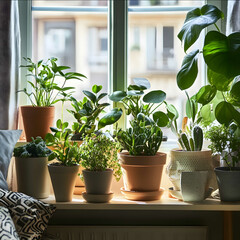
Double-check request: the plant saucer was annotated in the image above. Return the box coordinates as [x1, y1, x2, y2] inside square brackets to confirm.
[82, 192, 114, 203]
[120, 187, 164, 201]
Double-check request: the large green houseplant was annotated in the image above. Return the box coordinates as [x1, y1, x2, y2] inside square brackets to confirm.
[19, 57, 86, 141]
[79, 133, 121, 203]
[110, 78, 168, 201]
[45, 119, 81, 202]
[68, 84, 122, 140]
[14, 137, 52, 199]
[176, 4, 240, 201]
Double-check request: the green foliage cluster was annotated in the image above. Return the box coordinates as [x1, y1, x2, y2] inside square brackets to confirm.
[117, 120, 162, 156]
[19, 57, 86, 106]
[177, 4, 240, 128]
[79, 133, 122, 181]
[13, 137, 52, 158]
[45, 119, 81, 166]
[68, 84, 122, 140]
[206, 124, 240, 168]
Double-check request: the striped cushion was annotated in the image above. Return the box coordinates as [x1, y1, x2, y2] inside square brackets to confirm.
[0, 189, 55, 240]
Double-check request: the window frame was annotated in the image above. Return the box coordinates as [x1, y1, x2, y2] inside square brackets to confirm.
[18, 0, 226, 130]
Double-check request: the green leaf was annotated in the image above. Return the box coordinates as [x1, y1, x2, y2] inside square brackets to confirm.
[215, 101, 236, 125]
[165, 102, 179, 120]
[203, 31, 240, 79]
[97, 93, 108, 101]
[57, 66, 70, 71]
[230, 77, 240, 101]
[133, 78, 151, 90]
[200, 104, 215, 125]
[127, 90, 144, 96]
[62, 122, 69, 129]
[186, 97, 197, 121]
[153, 111, 169, 127]
[92, 85, 102, 94]
[98, 108, 123, 129]
[143, 90, 166, 103]
[195, 85, 217, 105]
[109, 91, 127, 102]
[137, 113, 152, 125]
[177, 49, 199, 90]
[178, 4, 224, 52]
[83, 90, 96, 103]
[207, 68, 233, 91]
[56, 119, 62, 129]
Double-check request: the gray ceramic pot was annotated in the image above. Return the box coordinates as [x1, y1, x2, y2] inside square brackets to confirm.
[215, 167, 240, 202]
[48, 164, 79, 202]
[15, 157, 50, 199]
[83, 169, 113, 194]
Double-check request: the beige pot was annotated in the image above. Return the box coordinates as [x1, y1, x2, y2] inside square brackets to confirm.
[48, 164, 79, 202]
[166, 149, 214, 191]
[15, 157, 50, 199]
[21, 106, 55, 142]
[119, 152, 166, 192]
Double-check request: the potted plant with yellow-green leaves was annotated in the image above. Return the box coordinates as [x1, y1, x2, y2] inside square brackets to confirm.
[19, 57, 86, 141]
[110, 78, 168, 201]
[176, 4, 240, 201]
[13, 137, 53, 199]
[79, 133, 121, 203]
[45, 119, 81, 202]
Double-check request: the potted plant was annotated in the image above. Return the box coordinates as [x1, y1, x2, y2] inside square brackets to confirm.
[45, 119, 81, 202]
[165, 94, 214, 194]
[13, 137, 52, 199]
[206, 124, 240, 201]
[176, 4, 240, 200]
[68, 84, 122, 194]
[79, 133, 121, 203]
[19, 57, 86, 141]
[110, 78, 168, 201]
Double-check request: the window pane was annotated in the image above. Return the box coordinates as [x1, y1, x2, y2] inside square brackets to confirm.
[32, 8, 108, 124]
[128, 1, 204, 138]
[129, 0, 201, 6]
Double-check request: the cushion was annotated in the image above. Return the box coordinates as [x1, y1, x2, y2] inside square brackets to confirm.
[0, 189, 56, 240]
[0, 206, 19, 239]
[0, 130, 22, 190]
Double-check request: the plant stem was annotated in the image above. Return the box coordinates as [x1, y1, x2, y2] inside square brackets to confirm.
[214, 23, 221, 32]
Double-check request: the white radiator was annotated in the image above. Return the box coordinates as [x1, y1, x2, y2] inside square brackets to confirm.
[45, 226, 208, 240]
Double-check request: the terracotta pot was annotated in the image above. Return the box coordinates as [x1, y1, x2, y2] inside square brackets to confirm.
[15, 157, 50, 199]
[48, 164, 79, 202]
[166, 149, 214, 191]
[21, 106, 55, 142]
[83, 169, 113, 194]
[119, 152, 166, 192]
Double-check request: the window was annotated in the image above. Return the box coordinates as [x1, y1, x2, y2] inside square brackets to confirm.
[20, 0, 205, 137]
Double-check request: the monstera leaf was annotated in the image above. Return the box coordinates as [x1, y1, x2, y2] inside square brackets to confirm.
[178, 4, 224, 52]
[203, 31, 240, 79]
[177, 49, 199, 90]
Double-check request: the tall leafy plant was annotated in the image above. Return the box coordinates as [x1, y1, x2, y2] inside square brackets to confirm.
[19, 57, 87, 106]
[177, 4, 240, 128]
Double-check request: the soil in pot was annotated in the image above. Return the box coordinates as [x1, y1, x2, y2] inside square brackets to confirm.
[48, 163, 79, 202]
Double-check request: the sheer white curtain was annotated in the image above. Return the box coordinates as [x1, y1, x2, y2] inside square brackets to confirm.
[226, 0, 240, 34]
[0, 0, 20, 130]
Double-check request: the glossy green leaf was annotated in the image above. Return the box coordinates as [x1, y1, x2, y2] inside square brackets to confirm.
[178, 4, 224, 52]
[56, 119, 62, 129]
[165, 103, 179, 120]
[203, 31, 240, 79]
[215, 101, 236, 125]
[133, 78, 151, 90]
[83, 90, 96, 103]
[230, 77, 240, 101]
[200, 104, 215, 125]
[186, 97, 198, 121]
[195, 85, 217, 105]
[109, 91, 127, 102]
[127, 90, 144, 96]
[137, 113, 152, 125]
[98, 108, 123, 129]
[143, 90, 166, 103]
[153, 111, 169, 127]
[92, 85, 102, 94]
[177, 49, 199, 90]
[207, 68, 233, 91]
[97, 93, 108, 101]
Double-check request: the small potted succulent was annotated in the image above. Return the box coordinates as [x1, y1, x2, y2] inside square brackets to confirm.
[110, 78, 168, 201]
[79, 133, 121, 203]
[45, 119, 81, 202]
[206, 124, 240, 201]
[165, 94, 213, 193]
[19, 57, 86, 141]
[13, 137, 52, 199]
